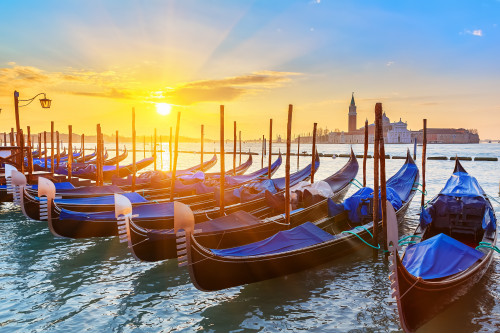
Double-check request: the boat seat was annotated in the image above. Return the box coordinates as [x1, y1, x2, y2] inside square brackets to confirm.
[450, 201, 485, 243]
[356, 197, 373, 224]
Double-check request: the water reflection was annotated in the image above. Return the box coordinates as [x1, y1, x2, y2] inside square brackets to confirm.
[0, 143, 499, 332]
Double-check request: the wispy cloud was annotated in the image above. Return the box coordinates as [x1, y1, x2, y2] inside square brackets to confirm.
[462, 29, 483, 36]
[386, 61, 395, 67]
[0, 63, 301, 105]
[154, 71, 301, 105]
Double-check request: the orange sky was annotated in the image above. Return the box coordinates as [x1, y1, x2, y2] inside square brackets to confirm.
[1, 1, 499, 140]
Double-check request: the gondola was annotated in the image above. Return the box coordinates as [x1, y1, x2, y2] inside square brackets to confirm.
[25, 154, 279, 214]
[103, 146, 128, 166]
[56, 156, 153, 182]
[388, 159, 497, 332]
[75, 148, 97, 163]
[153, 150, 418, 291]
[16, 154, 282, 227]
[1, 164, 77, 203]
[114, 154, 218, 189]
[117, 150, 357, 262]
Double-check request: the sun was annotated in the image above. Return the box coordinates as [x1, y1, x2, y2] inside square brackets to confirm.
[156, 103, 172, 116]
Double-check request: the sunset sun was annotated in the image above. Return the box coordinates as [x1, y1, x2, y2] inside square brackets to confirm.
[155, 103, 172, 116]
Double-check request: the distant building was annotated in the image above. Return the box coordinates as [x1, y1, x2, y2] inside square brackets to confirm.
[328, 94, 412, 144]
[411, 128, 479, 144]
[296, 93, 480, 144]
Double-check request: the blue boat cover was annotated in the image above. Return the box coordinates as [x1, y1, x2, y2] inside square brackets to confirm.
[440, 172, 484, 197]
[403, 233, 484, 279]
[420, 171, 496, 231]
[146, 210, 262, 240]
[386, 161, 419, 201]
[210, 222, 335, 257]
[54, 184, 124, 195]
[342, 187, 403, 223]
[327, 198, 346, 217]
[59, 202, 174, 221]
[54, 192, 147, 205]
[31, 182, 75, 190]
[178, 171, 205, 184]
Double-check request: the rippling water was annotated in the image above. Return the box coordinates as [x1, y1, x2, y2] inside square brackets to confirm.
[1, 143, 499, 332]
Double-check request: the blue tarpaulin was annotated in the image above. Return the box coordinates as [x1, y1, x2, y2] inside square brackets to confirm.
[441, 172, 484, 197]
[342, 187, 403, 223]
[146, 210, 262, 240]
[60, 202, 174, 222]
[53, 192, 148, 205]
[210, 222, 335, 257]
[31, 182, 75, 190]
[53, 185, 124, 195]
[386, 161, 419, 201]
[403, 233, 484, 279]
[419, 171, 496, 231]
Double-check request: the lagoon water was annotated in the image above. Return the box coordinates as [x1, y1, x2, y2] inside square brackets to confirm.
[0, 143, 499, 332]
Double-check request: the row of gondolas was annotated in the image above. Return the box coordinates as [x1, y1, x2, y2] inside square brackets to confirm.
[1, 149, 498, 332]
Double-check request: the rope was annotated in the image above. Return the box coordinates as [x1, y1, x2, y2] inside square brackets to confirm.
[349, 180, 362, 189]
[352, 178, 363, 188]
[341, 227, 380, 250]
[485, 193, 500, 206]
[398, 235, 422, 243]
[411, 187, 427, 196]
[475, 242, 500, 253]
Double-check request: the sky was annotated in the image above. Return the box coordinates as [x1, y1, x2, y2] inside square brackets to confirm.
[0, 0, 499, 140]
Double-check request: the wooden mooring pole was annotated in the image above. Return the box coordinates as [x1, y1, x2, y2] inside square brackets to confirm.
[154, 128, 157, 171]
[239, 130, 242, 165]
[132, 108, 136, 192]
[261, 135, 264, 168]
[233, 121, 237, 175]
[297, 135, 300, 170]
[363, 119, 368, 187]
[377, 104, 388, 254]
[96, 124, 102, 186]
[268, 119, 273, 178]
[50, 121, 54, 174]
[169, 127, 173, 171]
[68, 125, 73, 181]
[82, 134, 85, 164]
[44, 131, 47, 171]
[170, 112, 181, 201]
[311, 123, 317, 183]
[285, 105, 293, 225]
[27, 126, 33, 177]
[56, 131, 60, 169]
[219, 106, 225, 216]
[115, 130, 119, 177]
[200, 125, 204, 170]
[372, 104, 381, 258]
[421, 119, 427, 208]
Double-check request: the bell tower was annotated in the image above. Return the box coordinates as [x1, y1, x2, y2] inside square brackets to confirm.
[348, 92, 357, 132]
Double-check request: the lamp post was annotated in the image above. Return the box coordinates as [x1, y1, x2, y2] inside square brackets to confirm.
[13, 90, 51, 174]
[14, 90, 51, 144]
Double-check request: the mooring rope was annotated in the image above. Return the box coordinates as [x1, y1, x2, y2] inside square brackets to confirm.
[475, 241, 500, 254]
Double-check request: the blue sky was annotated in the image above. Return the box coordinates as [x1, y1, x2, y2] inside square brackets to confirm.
[0, 0, 499, 139]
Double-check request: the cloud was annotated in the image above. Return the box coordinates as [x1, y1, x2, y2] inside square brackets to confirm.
[0, 64, 50, 85]
[462, 29, 483, 36]
[155, 71, 301, 105]
[386, 61, 395, 67]
[71, 88, 135, 99]
[0, 63, 300, 105]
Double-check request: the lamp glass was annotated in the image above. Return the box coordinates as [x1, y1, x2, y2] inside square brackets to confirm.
[40, 98, 51, 108]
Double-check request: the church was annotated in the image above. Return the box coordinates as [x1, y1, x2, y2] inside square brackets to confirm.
[328, 93, 412, 144]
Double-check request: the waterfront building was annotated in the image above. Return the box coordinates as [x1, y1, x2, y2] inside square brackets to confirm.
[297, 93, 480, 144]
[328, 94, 412, 144]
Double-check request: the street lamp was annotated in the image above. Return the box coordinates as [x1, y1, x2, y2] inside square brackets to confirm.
[13, 90, 51, 144]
